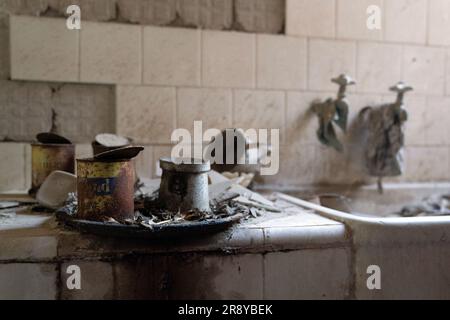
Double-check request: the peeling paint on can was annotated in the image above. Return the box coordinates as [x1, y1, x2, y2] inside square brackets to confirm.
[76, 158, 135, 221]
[30, 143, 75, 194]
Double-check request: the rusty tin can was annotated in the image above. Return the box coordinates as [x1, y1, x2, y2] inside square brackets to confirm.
[76, 158, 135, 221]
[31, 143, 75, 194]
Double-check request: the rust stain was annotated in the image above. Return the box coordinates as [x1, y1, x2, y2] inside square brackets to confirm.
[31, 143, 75, 193]
[76, 158, 135, 221]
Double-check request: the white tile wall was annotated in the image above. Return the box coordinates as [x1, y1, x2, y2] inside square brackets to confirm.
[5, 10, 450, 188]
[202, 30, 255, 88]
[404, 146, 449, 181]
[357, 42, 403, 93]
[384, 0, 427, 44]
[402, 45, 446, 95]
[116, 86, 176, 144]
[233, 90, 285, 131]
[403, 95, 428, 146]
[177, 88, 232, 132]
[308, 39, 357, 91]
[143, 26, 200, 86]
[424, 96, 450, 145]
[80, 21, 141, 84]
[428, 0, 450, 46]
[285, 91, 322, 144]
[10, 15, 79, 82]
[256, 34, 307, 90]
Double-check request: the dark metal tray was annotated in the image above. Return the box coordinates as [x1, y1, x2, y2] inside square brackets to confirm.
[56, 209, 243, 239]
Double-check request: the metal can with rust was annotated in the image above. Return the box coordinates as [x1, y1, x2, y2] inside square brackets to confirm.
[30, 143, 75, 194]
[76, 158, 135, 221]
[159, 157, 211, 213]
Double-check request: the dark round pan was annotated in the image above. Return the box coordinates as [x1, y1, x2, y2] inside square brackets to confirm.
[56, 209, 243, 239]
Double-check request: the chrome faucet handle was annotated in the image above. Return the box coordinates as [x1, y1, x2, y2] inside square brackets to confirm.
[331, 74, 356, 99]
[390, 81, 413, 105]
[390, 81, 413, 93]
[332, 74, 356, 86]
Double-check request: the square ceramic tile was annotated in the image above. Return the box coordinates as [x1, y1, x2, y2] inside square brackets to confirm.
[10, 15, 79, 82]
[233, 90, 284, 131]
[143, 26, 200, 86]
[177, 88, 232, 132]
[80, 21, 141, 84]
[357, 42, 402, 93]
[264, 248, 351, 299]
[428, 0, 450, 46]
[256, 34, 307, 90]
[402, 45, 446, 95]
[308, 39, 356, 91]
[116, 86, 176, 144]
[404, 146, 449, 181]
[202, 30, 255, 88]
[384, 0, 427, 44]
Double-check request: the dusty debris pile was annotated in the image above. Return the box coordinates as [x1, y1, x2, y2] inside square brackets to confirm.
[398, 194, 450, 217]
[134, 190, 253, 229]
[59, 178, 279, 229]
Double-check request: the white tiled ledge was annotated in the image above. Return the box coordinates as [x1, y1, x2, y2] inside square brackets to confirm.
[0, 200, 352, 299]
[9, 15, 450, 96]
[0, 206, 349, 262]
[0, 206, 351, 299]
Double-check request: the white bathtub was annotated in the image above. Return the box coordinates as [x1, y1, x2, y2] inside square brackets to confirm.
[277, 182, 450, 300]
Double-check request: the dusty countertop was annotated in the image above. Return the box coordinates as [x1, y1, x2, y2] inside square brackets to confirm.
[0, 193, 350, 263]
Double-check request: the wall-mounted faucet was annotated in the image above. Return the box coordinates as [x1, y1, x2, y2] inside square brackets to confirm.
[359, 81, 413, 193]
[311, 74, 356, 152]
[390, 81, 413, 109]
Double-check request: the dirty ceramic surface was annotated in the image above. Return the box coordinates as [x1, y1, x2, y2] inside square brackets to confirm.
[278, 182, 450, 299]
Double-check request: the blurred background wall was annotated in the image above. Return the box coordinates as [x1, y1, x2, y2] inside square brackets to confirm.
[0, 0, 449, 191]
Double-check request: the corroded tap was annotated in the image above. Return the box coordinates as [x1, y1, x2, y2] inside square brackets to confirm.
[390, 81, 413, 107]
[358, 81, 413, 193]
[332, 74, 356, 131]
[311, 74, 356, 152]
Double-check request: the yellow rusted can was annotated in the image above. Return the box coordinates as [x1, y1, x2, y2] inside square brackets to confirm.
[76, 158, 135, 221]
[31, 143, 75, 194]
